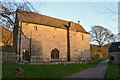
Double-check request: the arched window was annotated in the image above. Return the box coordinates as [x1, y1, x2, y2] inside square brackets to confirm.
[51, 48, 59, 59]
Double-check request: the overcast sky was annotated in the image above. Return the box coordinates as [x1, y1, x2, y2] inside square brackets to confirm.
[31, 2, 118, 34]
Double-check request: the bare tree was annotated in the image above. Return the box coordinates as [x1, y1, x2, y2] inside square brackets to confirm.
[0, 0, 38, 30]
[116, 33, 120, 41]
[0, 0, 39, 45]
[90, 25, 114, 58]
[94, 4, 119, 41]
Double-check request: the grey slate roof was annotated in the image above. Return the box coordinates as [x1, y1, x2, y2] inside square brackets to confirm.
[17, 9, 89, 34]
[109, 42, 120, 52]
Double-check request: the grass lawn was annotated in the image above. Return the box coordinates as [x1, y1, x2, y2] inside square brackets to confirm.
[2, 63, 94, 78]
[105, 63, 120, 79]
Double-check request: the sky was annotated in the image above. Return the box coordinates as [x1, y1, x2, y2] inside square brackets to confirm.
[2, 0, 118, 34]
[31, 2, 118, 34]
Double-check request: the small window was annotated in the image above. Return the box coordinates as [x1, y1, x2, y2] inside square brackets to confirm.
[54, 27, 57, 30]
[39, 34, 41, 36]
[53, 36, 55, 38]
[34, 26, 37, 31]
[82, 34, 84, 40]
[25, 23, 28, 25]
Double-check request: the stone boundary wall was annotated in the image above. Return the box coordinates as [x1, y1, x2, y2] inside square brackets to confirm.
[1, 46, 17, 63]
[2, 52, 17, 63]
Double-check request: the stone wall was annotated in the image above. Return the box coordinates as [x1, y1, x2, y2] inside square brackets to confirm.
[2, 52, 17, 63]
[109, 52, 120, 64]
[2, 48, 17, 63]
[2, 46, 17, 63]
[18, 22, 90, 63]
[70, 31, 90, 61]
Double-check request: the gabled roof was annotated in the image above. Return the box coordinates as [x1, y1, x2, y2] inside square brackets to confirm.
[17, 9, 89, 34]
[109, 42, 120, 52]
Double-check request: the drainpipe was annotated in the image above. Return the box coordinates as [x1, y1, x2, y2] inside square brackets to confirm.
[18, 10, 23, 62]
[13, 11, 18, 54]
[18, 20, 22, 62]
[67, 22, 71, 61]
[29, 32, 32, 62]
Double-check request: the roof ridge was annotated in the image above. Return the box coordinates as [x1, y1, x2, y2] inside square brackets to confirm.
[17, 9, 69, 23]
[17, 9, 83, 26]
[17, 9, 88, 33]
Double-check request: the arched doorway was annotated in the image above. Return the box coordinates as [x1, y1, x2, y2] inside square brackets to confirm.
[23, 50, 30, 61]
[51, 48, 59, 60]
[110, 56, 114, 61]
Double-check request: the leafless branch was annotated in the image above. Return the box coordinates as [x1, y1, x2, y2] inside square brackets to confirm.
[90, 25, 114, 46]
[0, 0, 39, 30]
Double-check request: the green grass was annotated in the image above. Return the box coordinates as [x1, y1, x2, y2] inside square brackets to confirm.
[105, 63, 120, 79]
[2, 63, 94, 78]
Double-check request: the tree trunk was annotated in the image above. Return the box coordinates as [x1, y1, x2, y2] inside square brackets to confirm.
[99, 46, 102, 58]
